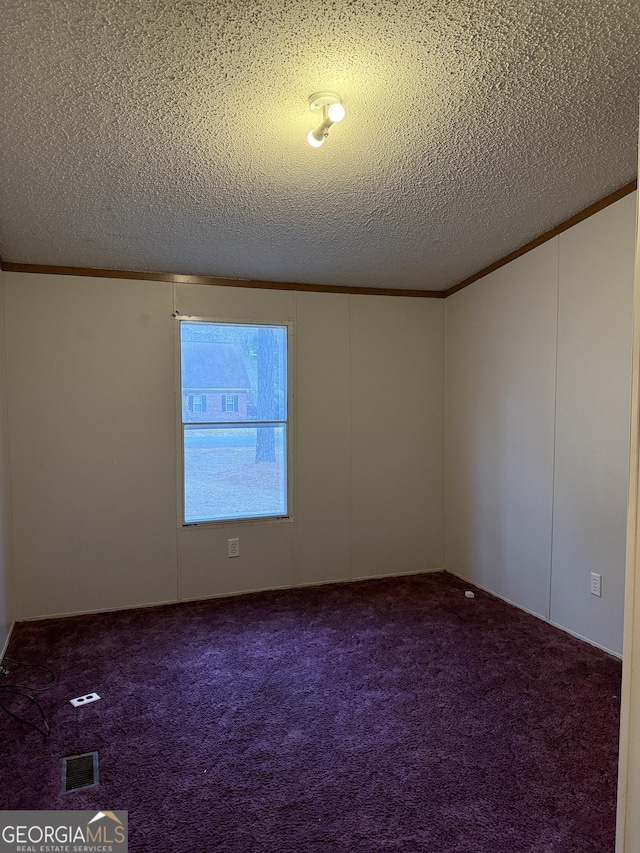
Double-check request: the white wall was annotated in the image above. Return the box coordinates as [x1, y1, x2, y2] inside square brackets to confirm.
[0, 267, 14, 653]
[349, 297, 444, 579]
[445, 240, 559, 618]
[551, 194, 636, 653]
[4, 275, 179, 618]
[3, 275, 444, 618]
[445, 192, 636, 655]
[175, 285, 444, 601]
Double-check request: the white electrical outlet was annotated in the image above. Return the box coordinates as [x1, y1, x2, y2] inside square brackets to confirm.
[590, 572, 602, 597]
[227, 538, 240, 558]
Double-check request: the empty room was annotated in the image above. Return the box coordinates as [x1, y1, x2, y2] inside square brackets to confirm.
[0, 1, 639, 851]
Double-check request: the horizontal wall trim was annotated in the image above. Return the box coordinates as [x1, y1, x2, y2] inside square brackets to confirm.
[444, 179, 637, 298]
[17, 597, 181, 623]
[1, 179, 635, 300]
[0, 263, 446, 299]
[16, 569, 443, 622]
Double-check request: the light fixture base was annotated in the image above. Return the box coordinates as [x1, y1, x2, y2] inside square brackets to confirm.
[309, 91, 342, 112]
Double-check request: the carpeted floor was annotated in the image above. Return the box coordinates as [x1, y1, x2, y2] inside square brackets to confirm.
[0, 571, 622, 852]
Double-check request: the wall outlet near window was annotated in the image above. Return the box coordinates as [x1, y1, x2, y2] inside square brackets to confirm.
[228, 538, 240, 558]
[590, 572, 602, 597]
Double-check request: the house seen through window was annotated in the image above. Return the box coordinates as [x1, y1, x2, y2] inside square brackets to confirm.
[180, 321, 288, 523]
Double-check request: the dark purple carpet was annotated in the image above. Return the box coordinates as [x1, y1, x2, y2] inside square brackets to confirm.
[0, 572, 621, 852]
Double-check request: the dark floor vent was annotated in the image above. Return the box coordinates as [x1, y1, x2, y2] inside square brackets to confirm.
[61, 751, 99, 793]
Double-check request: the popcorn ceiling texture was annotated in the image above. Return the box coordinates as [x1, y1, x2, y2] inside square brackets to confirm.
[0, 0, 638, 291]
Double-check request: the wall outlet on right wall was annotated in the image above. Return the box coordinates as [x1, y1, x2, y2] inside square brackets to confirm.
[590, 572, 602, 597]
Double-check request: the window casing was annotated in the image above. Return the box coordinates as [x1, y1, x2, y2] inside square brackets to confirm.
[180, 321, 289, 524]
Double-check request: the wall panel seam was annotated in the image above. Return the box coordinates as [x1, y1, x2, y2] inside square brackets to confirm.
[442, 299, 449, 571]
[348, 295, 354, 581]
[548, 237, 560, 624]
[0, 275, 17, 622]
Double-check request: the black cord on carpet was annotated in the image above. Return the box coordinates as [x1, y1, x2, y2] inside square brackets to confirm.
[2, 657, 57, 692]
[0, 657, 56, 739]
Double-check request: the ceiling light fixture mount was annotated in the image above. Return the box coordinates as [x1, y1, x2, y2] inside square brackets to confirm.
[307, 91, 345, 148]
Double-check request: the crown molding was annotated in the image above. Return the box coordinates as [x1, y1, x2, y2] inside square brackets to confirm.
[2, 179, 636, 299]
[0, 263, 446, 299]
[444, 179, 637, 298]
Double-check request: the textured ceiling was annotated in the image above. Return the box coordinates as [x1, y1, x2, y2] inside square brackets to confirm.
[0, 0, 638, 292]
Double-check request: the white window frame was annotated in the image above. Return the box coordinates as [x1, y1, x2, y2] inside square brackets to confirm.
[221, 394, 238, 413]
[176, 317, 292, 527]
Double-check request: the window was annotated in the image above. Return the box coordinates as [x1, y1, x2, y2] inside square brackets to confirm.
[188, 394, 206, 413]
[221, 394, 239, 413]
[180, 321, 288, 523]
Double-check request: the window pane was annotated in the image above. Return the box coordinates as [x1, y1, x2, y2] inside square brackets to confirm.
[184, 425, 287, 523]
[181, 323, 287, 423]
